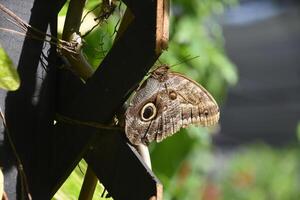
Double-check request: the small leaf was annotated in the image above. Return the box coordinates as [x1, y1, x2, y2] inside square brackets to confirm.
[0, 45, 20, 91]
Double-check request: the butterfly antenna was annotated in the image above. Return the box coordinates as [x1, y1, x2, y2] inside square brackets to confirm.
[169, 55, 200, 68]
[157, 58, 164, 65]
[147, 59, 163, 75]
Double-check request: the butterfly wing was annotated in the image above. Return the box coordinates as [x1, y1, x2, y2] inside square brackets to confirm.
[168, 72, 219, 125]
[125, 70, 220, 145]
[125, 76, 162, 145]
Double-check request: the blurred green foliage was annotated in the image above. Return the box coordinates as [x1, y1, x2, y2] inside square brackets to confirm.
[220, 144, 300, 200]
[151, 0, 239, 199]
[159, 0, 238, 102]
[172, 143, 300, 200]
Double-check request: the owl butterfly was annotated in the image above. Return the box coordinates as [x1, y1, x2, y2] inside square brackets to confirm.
[125, 65, 220, 145]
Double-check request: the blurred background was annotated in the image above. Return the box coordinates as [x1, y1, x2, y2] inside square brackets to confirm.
[53, 0, 300, 199]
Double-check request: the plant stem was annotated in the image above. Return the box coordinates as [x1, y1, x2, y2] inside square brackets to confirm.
[61, 0, 94, 81]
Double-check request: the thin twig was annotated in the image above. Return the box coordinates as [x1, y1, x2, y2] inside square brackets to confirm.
[0, 4, 28, 30]
[4, 17, 27, 32]
[55, 113, 122, 131]
[0, 107, 32, 200]
[0, 27, 78, 54]
[0, 27, 26, 36]
[0, 3, 78, 54]
[0, 3, 56, 43]
[81, 21, 102, 38]
[111, 1, 123, 37]
[111, 17, 121, 37]
[81, 0, 117, 38]
[81, 4, 100, 24]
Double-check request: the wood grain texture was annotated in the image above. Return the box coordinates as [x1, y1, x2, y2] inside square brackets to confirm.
[155, 0, 169, 54]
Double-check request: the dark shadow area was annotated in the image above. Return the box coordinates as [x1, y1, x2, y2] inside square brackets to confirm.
[1, 0, 65, 198]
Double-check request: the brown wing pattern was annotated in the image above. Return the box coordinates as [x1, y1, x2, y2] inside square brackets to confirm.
[125, 67, 219, 145]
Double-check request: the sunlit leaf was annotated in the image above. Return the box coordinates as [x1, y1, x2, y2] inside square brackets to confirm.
[58, 8, 98, 36]
[0, 45, 20, 91]
[53, 160, 112, 200]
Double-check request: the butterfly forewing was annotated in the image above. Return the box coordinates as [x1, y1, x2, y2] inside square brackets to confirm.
[124, 66, 220, 145]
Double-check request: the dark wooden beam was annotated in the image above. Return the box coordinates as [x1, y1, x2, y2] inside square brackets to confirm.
[85, 131, 161, 200]
[50, 0, 163, 199]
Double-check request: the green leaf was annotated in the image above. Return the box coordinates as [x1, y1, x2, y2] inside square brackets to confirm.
[151, 129, 196, 187]
[53, 160, 112, 200]
[0, 45, 20, 91]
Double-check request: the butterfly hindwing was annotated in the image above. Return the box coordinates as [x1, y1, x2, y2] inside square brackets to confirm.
[125, 66, 220, 145]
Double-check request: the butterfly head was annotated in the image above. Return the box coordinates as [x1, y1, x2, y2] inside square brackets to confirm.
[151, 65, 170, 82]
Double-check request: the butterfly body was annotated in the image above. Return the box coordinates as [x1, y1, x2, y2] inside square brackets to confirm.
[125, 66, 219, 145]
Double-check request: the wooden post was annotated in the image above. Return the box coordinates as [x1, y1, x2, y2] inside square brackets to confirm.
[78, 168, 97, 200]
[156, 0, 169, 54]
[49, 0, 169, 199]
